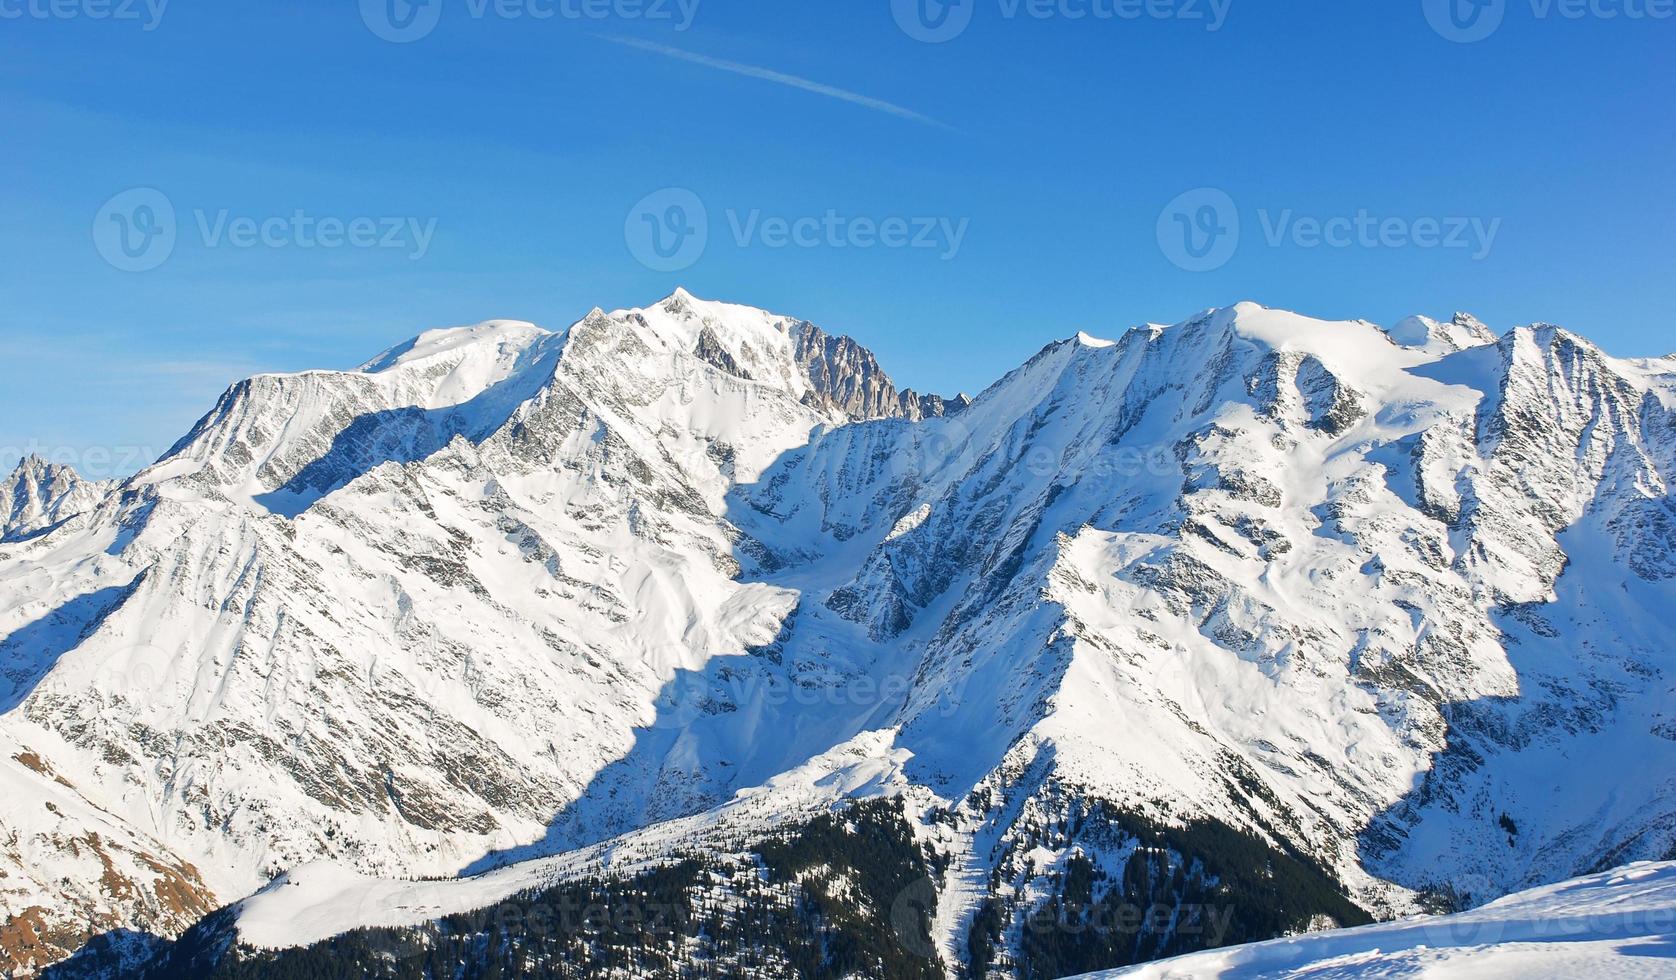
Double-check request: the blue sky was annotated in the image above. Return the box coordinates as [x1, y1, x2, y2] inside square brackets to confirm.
[3, 0, 1673, 477]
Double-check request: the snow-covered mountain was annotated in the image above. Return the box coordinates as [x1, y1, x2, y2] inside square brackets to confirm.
[1088, 861, 1676, 979]
[4, 290, 1674, 977]
[1, 457, 111, 544]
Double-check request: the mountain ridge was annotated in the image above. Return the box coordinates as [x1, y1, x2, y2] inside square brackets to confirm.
[5, 291, 1675, 977]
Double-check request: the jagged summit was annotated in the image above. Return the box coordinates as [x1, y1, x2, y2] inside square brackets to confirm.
[0, 453, 111, 543]
[1386, 311, 1499, 351]
[5, 453, 69, 482]
[610, 288, 967, 422]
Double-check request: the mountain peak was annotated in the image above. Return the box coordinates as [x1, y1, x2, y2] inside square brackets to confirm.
[1451, 311, 1493, 332]
[1, 452, 110, 541]
[7, 453, 47, 479]
[607, 290, 967, 423]
[1387, 312, 1498, 352]
[359, 319, 551, 375]
[5, 452, 80, 487]
[1511, 322, 1604, 360]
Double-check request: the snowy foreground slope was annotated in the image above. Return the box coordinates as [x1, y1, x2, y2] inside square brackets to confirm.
[3, 290, 1675, 976]
[1089, 861, 1676, 979]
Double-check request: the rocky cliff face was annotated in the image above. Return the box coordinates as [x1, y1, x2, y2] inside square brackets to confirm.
[4, 293, 1674, 977]
[789, 318, 969, 422]
[1, 457, 112, 543]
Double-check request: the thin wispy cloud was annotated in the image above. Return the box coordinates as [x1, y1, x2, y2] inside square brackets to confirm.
[597, 35, 954, 132]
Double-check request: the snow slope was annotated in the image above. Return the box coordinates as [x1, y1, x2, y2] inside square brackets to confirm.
[0, 731, 213, 976]
[1090, 861, 1676, 979]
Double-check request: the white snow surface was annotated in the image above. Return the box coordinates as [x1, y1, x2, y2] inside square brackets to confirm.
[1087, 861, 1676, 979]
